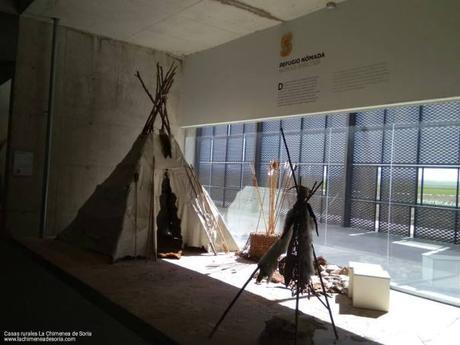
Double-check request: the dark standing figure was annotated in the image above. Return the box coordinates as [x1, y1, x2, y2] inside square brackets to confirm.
[283, 185, 315, 294]
[156, 170, 182, 253]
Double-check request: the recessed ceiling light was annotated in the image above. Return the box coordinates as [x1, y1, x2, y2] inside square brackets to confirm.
[326, 1, 337, 9]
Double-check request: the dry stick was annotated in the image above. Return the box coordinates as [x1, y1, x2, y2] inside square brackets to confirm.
[152, 142, 158, 261]
[155, 74, 175, 135]
[188, 165, 229, 252]
[134, 176, 138, 257]
[249, 163, 268, 233]
[268, 166, 274, 235]
[158, 64, 175, 131]
[184, 165, 218, 255]
[135, 71, 169, 133]
[273, 164, 286, 216]
[194, 179, 229, 252]
[148, 74, 174, 132]
[209, 266, 259, 338]
[273, 168, 293, 229]
[272, 165, 289, 226]
[139, 64, 176, 133]
[312, 244, 339, 340]
[184, 165, 218, 253]
[311, 181, 318, 194]
[307, 181, 323, 203]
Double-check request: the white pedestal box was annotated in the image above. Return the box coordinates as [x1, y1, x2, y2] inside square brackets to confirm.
[348, 261, 391, 312]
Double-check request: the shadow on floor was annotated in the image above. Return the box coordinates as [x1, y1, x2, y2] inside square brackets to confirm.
[0, 239, 175, 345]
[335, 294, 387, 319]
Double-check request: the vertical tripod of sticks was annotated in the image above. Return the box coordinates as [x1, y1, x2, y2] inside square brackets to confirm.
[209, 127, 339, 343]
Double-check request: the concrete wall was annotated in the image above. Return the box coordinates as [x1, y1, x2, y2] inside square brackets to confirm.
[6, 17, 182, 237]
[182, 0, 460, 127]
[0, 80, 11, 142]
[0, 80, 11, 198]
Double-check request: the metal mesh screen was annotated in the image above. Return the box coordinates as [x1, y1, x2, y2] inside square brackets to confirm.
[351, 166, 377, 200]
[241, 164, 254, 187]
[326, 113, 348, 128]
[214, 124, 228, 136]
[353, 129, 383, 163]
[212, 137, 227, 161]
[415, 207, 457, 243]
[304, 115, 326, 129]
[227, 137, 243, 162]
[282, 117, 302, 132]
[211, 164, 225, 186]
[200, 126, 214, 136]
[380, 167, 417, 203]
[244, 134, 257, 161]
[324, 165, 345, 224]
[225, 164, 241, 188]
[420, 126, 459, 164]
[379, 204, 411, 236]
[244, 123, 257, 133]
[210, 187, 224, 207]
[383, 127, 418, 164]
[230, 123, 244, 134]
[386, 105, 419, 124]
[356, 109, 385, 127]
[326, 129, 347, 163]
[280, 132, 301, 162]
[260, 134, 280, 163]
[422, 101, 460, 123]
[262, 120, 280, 132]
[301, 131, 325, 162]
[224, 189, 238, 207]
[350, 200, 376, 230]
[198, 137, 212, 162]
[198, 163, 211, 186]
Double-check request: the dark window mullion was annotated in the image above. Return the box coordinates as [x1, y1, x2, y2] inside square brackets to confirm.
[222, 125, 230, 206]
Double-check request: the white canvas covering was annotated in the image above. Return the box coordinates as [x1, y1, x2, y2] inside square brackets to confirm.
[58, 132, 238, 261]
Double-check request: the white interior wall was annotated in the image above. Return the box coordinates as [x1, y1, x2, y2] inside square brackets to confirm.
[182, 0, 460, 127]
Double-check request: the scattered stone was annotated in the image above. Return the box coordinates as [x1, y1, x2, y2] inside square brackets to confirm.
[325, 264, 340, 273]
[339, 266, 350, 275]
[256, 256, 350, 295]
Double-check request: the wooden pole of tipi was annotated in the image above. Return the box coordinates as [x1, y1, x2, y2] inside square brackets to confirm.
[151, 130, 157, 261]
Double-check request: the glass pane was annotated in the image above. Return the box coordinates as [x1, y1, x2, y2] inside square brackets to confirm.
[422, 168, 458, 207]
[188, 100, 460, 307]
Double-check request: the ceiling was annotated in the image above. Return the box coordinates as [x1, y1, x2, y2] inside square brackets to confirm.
[25, 0, 346, 57]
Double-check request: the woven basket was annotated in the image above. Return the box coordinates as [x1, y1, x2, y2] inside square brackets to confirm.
[248, 232, 279, 260]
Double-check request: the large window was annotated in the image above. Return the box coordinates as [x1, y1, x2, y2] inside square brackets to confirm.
[194, 100, 460, 306]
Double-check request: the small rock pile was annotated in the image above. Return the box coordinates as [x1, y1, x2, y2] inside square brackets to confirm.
[259, 256, 350, 295]
[311, 262, 349, 294]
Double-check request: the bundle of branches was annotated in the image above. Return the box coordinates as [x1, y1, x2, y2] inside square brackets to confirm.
[135, 63, 176, 158]
[245, 161, 294, 260]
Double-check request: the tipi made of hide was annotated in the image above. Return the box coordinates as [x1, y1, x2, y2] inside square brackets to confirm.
[57, 63, 237, 261]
